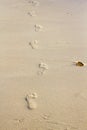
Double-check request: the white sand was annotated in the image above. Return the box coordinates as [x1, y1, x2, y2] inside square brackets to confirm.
[0, 0, 87, 129]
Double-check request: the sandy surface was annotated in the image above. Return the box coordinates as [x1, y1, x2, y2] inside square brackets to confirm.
[0, 0, 87, 130]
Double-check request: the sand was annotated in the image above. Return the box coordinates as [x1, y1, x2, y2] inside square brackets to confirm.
[0, 0, 87, 130]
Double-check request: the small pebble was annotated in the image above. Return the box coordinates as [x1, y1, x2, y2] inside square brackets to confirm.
[75, 61, 84, 67]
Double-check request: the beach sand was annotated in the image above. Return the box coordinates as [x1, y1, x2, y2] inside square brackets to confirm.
[0, 0, 87, 129]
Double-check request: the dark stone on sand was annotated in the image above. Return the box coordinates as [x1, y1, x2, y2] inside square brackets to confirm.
[75, 61, 84, 67]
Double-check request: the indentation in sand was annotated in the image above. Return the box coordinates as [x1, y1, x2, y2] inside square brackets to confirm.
[29, 92, 38, 99]
[29, 40, 38, 49]
[38, 62, 48, 75]
[28, 0, 40, 6]
[34, 24, 43, 32]
[25, 93, 37, 110]
[39, 62, 48, 70]
[27, 11, 36, 17]
[42, 114, 51, 120]
[14, 118, 24, 124]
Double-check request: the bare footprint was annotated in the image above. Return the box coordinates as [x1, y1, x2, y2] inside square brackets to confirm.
[25, 93, 37, 110]
[34, 24, 43, 32]
[27, 10, 36, 17]
[14, 118, 24, 124]
[28, 0, 40, 6]
[29, 40, 38, 49]
[37, 62, 48, 75]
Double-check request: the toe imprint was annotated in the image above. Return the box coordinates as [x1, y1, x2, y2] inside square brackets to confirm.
[29, 92, 38, 99]
[28, 0, 40, 6]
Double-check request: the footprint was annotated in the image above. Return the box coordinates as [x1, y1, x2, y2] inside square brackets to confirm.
[28, 0, 40, 6]
[27, 10, 36, 17]
[38, 62, 48, 75]
[25, 93, 37, 110]
[34, 24, 43, 32]
[29, 40, 38, 49]
[13, 118, 24, 124]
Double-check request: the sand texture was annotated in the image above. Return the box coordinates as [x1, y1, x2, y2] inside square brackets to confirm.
[0, 0, 87, 130]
